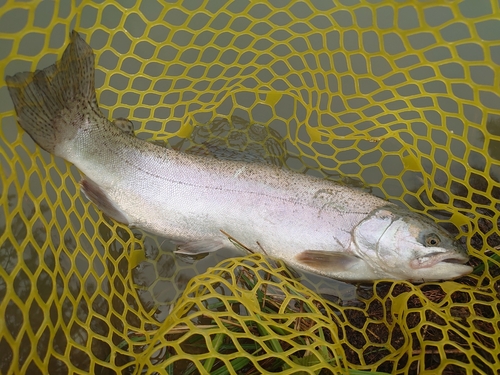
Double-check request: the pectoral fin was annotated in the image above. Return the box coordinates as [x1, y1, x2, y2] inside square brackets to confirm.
[295, 250, 364, 272]
[174, 239, 225, 255]
[80, 178, 130, 224]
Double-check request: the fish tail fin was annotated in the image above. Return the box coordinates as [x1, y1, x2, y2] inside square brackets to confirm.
[5, 31, 97, 155]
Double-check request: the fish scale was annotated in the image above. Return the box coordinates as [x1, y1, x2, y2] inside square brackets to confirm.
[5, 31, 472, 282]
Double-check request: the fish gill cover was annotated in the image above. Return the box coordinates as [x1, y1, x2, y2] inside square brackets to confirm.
[0, 1, 499, 374]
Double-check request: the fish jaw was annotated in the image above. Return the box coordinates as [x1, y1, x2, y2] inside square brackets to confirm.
[409, 248, 470, 270]
[407, 247, 472, 282]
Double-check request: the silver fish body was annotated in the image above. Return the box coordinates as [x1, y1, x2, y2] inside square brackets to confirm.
[6, 31, 472, 282]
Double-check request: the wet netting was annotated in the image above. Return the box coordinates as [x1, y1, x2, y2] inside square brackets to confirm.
[1, 1, 500, 374]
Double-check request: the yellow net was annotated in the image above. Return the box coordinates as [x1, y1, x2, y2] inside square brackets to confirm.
[1, 0, 499, 374]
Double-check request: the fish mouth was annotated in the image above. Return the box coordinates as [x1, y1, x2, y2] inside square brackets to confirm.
[441, 257, 469, 264]
[411, 251, 469, 269]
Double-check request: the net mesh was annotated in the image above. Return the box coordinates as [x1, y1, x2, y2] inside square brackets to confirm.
[1, 0, 500, 374]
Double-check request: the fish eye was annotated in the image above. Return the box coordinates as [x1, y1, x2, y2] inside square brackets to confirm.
[425, 234, 441, 247]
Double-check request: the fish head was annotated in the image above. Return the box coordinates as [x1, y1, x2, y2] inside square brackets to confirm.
[353, 206, 472, 282]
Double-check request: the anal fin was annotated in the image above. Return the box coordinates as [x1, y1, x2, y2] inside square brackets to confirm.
[80, 178, 130, 224]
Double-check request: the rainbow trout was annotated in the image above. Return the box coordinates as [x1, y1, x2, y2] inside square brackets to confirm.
[6, 31, 472, 282]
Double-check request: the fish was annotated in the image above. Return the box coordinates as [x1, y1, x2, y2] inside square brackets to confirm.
[5, 31, 472, 282]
